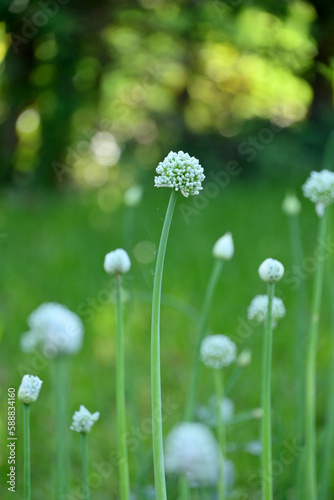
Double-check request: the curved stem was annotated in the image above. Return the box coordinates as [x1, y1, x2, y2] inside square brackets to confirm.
[115, 273, 130, 500]
[184, 259, 224, 421]
[23, 404, 30, 500]
[82, 433, 90, 500]
[151, 190, 177, 500]
[214, 369, 226, 500]
[261, 282, 275, 500]
[305, 209, 328, 500]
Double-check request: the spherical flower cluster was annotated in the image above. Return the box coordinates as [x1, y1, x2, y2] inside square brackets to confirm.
[104, 248, 131, 275]
[302, 169, 334, 206]
[282, 192, 301, 216]
[154, 151, 205, 197]
[20, 303, 84, 358]
[18, 375, 42, 405]
[258, 258, 284, 283]
[213, 232, 234, 260]
[247, 295, 286, 328]
[200, 334, 236, 369]
[70, 405, 100, 433]
[164, 422, 220, 486]
[197, 397, 234, 427]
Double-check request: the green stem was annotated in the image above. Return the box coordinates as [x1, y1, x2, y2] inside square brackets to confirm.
[261, 282, 275, 500]
[55, 356, 68, 500]
[151, 189, 177, 500]
[23, 404, 30, 500]
[305, 209, 328, 500]
[179, 475, 190, 500]
[82, 433, 90, 500]
[214, 369, 226, 500]
[184, 259, 224, 421]
[115, 273, 130, 500]
[288, 215, 308, 442]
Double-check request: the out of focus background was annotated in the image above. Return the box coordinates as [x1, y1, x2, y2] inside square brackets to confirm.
[0, 0, 334, 498]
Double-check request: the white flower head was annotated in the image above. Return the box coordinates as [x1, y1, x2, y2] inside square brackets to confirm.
[315, 202, 325, 218]
[302, 169, 334, 206]
[247, 295, 286, 328]
[164, 422, 220, 486]
[282, 192, 301, 216]
[21, 303, 84, 358]
[213, 232, 234, 260]
[154, 151, 205, 197]
[70, 405, 100, 433]
[200, 334, 236, 369]
[18, 375, 42, 405]
[104, 248, 131, 275]
[258, 258, 284, 283]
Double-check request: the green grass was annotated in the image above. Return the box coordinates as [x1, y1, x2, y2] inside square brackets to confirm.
[0, 179, 330, 499]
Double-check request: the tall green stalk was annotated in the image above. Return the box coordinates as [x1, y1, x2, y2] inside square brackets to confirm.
[55, 355, 68, 500]
[184, 259, 224, 421]
[305, 209, 328, 500]
[82, 433, 90, 500]
[214, 369, 226, 500]
[287, 214, 308, 446]
[151, 189, 177, 500]
[261, 283, 275, 500]
[23, 403, 30, 500]
[115, 273, 130, 500]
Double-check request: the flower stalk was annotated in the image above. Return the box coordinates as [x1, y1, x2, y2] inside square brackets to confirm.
[214, 369, 226, 500]
[82, 433, 90, 500]
[305, 208, 328, 499]
[115, 272, 130, 500]
[55, 356, 68, 500]
[23, 404, 31, 500]
[261, 282, 275, 500]
[151, 189, 177, 500]
[184, 259, 224, 421]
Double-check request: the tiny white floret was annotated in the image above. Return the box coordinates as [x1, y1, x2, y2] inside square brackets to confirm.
[104, 248, 131, 275]
[302, 169, 334, 206]
[213, 232, 234, 260]
[248, 295, 286, 328]
[70, 405, 100, 433]
[154, 151, 205, 197]
[258, 258, 284, 283]
[18, 375, 42, 405]
[200, 334, 236, 369]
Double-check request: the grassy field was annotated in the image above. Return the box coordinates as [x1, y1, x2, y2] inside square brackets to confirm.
[0, 178, 332, 499]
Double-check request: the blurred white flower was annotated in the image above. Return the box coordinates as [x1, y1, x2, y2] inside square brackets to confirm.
[237, 349, 252, 367]
[123, 185, 143, 207]
[213, 232, 234, 260]
[154, 151, 205, 197]
[200, 335, 236, 369]
[247, 295, 286, 328]
[164, 422, 220, 487]
[18, 375, 42, 405]
[197, 398, 234, 426]
[245, 440, 262, 456]
[21, 303, 84, 357]
[282, 192, 301, 216]
[315, 202, 325, 218]
[70, 405, 100, 433]
[302, 169, 334, 206]
[104, 248, 131, 275]
[258, 258, 284, 283]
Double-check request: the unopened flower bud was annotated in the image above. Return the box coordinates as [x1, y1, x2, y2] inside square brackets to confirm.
[18, 375, 42, 405]
[237, 349, 252, 367]
[258, 258, 284, 283]
[104, 249, 131, 275]
[213, 232, 234, 260]
[282, 192, 301, 216]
